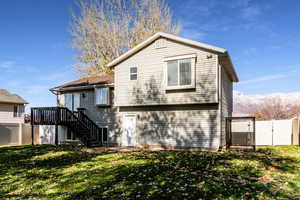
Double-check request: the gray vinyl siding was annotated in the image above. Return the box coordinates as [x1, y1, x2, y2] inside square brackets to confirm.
[54, 37, 234, 150]
[0, 103, 24, 123]
[120, 105, 220, 150]
[115, 38, 218, 106]
[79, 89, 121, 144]
[220, 65, 233, 146]
[57, 90, 121, 144]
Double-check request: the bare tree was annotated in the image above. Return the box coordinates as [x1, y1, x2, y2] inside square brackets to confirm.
[70, 0, 180, 77]
[252, 97, 287, 120]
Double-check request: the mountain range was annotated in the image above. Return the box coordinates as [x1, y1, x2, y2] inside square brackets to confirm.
[233, 91, 300, 114]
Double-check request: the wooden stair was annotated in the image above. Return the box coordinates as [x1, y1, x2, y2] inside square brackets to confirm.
[31, 107, 107, 147]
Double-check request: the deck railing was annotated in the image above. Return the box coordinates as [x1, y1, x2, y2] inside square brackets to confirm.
[31, 107, 105, 146]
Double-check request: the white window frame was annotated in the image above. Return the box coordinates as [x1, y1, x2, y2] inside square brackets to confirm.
[95, 87, 110, 106]
[64, 93, 80, 111]
[130, 67, 138, 80]
[99, 127, 108, 143]
[164, 54, 196, 90]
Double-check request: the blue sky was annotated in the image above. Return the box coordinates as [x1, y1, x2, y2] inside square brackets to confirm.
[0, 0, 300, 112]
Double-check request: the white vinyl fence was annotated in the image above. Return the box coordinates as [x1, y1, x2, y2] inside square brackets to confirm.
[233, 119, 293, 145]
[256, 120, 292, 145]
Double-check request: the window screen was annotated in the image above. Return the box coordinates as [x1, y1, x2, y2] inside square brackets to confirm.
[95, 88, 109, 105]
[167, 58, 192, 87]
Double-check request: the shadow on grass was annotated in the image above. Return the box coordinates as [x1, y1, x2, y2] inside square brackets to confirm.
[0, 145, 100, 199]
[0, 145, 299, 199]
[67, 148, 299, 200]
[0, 145, 97, 171]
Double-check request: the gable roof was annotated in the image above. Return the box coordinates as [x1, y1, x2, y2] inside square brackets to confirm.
[51, 74, 114, 92]
[0, 89, 28, 104]
[107, 32, 238, 82]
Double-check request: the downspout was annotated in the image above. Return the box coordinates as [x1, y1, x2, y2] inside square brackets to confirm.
[49, 88, 59, 107]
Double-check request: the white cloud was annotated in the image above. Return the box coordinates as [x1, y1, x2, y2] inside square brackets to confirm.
[0, 60, 16, 68]
[181, 29, 207, 41]
[182, 0, 217, 17]
[241, 6, 262, 20]
[228, 0, 251, 8]
[240, 74, 288, 84]
[39, 72, 68, 81]
[243, 47, 257, 56]
[26, 85, 50, 95]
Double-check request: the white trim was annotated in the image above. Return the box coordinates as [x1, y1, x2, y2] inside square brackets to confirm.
[129, 66, 138, 81]
[163, 53, 196, 61]
[219, 61, 222, 146]
[107, 32, 226, 67]
[107, 32, 238, 82]
[98, 126, 109, 144]
[95, 87, 110, 106]
[165, 57, 196, 90]
[215, 55, 219, 103]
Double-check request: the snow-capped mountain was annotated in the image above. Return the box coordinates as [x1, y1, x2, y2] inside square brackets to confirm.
[233, 91, 300, 114]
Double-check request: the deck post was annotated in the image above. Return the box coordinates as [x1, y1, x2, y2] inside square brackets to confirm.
[31, 124, 34, 146]
[31, 108, 34, 146]
[55, 125, 58, 145]
[55, 108, 59, 145]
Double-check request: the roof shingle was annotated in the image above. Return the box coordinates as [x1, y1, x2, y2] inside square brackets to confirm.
[0, 89, 28, 104]
[51, 74, 114, 91]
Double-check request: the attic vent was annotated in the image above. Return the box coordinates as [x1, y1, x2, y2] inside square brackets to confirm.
[154, 38, 166, 49]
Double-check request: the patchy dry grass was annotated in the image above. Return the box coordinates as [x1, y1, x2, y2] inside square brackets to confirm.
[0, 145, 299, 199]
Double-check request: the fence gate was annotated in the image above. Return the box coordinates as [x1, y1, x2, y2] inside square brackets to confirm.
[226, 117, 256, 150]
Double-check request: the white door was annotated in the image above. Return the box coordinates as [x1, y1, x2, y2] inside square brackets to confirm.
[122, 115, 136, 146]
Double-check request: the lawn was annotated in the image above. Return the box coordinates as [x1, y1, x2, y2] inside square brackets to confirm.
[0, 145, 299, 200]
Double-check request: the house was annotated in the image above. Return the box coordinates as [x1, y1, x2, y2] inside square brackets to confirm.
[42, 32, 238, 151]
[0, 89, 28, 146]
[0, 89, 27, 123]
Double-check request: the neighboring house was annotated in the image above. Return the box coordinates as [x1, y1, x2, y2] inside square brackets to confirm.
[0, 89, 27, 123]
[46, 32, 238, 151]
[0, 89, 28, 146]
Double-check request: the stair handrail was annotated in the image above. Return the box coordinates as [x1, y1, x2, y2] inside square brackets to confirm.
[31, 106, 104, 146]
[77, 111, 103, 143]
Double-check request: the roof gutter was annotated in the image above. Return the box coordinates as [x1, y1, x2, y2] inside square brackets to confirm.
[222, 52, 239, 82]
[0, 101, 28, 104]
[50, 83, 114, 93]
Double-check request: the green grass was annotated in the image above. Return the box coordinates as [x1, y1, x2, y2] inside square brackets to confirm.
[0, 145, 300, 199]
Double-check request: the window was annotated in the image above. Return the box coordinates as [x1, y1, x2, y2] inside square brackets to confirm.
[64, 93, 80, 111]
[130, 67, 137, 80]
[13, 106, 18, 117]
[97, 127, 108, 143]
[165, 54, 196, 89]
[102, 127, 108, 143]
[13, 105, 24, 117]
[95, 88, 110, 105]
